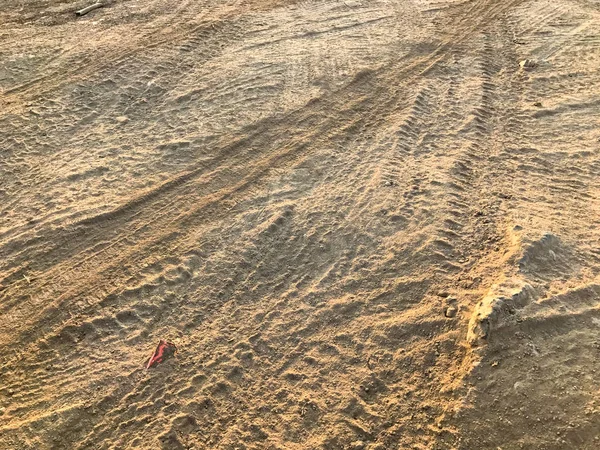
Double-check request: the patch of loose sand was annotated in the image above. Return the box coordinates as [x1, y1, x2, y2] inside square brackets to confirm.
[1, 0, 599, 448]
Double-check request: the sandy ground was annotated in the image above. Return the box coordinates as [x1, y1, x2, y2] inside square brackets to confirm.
[1, 0, 600, 448]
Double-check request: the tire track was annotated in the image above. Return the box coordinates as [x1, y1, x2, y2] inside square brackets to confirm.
[0, 0, 307, 112]
[0, 0, 527, 352]
[1, 1, 532, 448]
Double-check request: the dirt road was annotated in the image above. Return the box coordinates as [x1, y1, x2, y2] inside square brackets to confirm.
[1, 0, 599, 448]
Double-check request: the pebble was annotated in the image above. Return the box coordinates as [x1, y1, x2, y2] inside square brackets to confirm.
[349, 441, 366, 450]
[519, 59, 537, 71]
[444, 305, 458, 318]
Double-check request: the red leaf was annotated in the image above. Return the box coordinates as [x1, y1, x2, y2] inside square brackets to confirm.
[146, 340, 177, 369]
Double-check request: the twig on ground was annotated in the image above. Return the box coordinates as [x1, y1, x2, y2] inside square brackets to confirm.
[75, 2, 104, 17]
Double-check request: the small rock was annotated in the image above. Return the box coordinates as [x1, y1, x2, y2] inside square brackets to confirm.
[115, 116, 129, 124]
[519, 59, 537, 71]
[444, 305, 458, 318]
[349, 441, 366, 450]
[533, 102, 542, 108]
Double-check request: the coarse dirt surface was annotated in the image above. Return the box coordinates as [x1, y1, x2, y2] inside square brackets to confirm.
[1, 0, 600, 449]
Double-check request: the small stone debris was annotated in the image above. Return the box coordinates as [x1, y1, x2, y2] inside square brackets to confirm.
[383, 180, 395, 187]
[349, 441, 366, 450]
[115, 116, 129, 124]
[533, 102, 542, 108]
[519, 59, 537, 71]
[444, 305, 458, 318]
